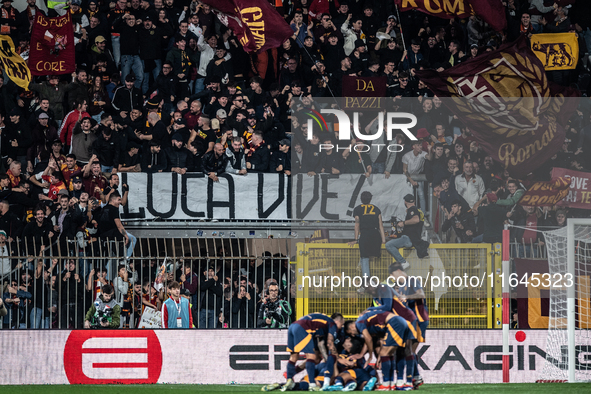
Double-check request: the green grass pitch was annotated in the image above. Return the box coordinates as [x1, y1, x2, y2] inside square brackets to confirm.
[2, 384, 591, 393]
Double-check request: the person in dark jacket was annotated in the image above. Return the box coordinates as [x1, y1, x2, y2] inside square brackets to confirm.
[138, 16, 165, 94]
[112, 75, 143, 117]
[269, 138, 291, 175]
[441, 200, 476, 243]
[49, 193, 83, 254]
[141, 141, 167, 173]
[22, 206, 55, 256]
[146, 62, 178, 114]
[92, 127, 119, 173]
[233, 284, 256, 328]
[202, 143, 228, 181]
[28, 76, 66, 121]
[246, 131, 269, 172]
[5, 107, 32, 167]
[165, 133, 193, 173]
[199, 265, 223, 328]
[64, 70, 90, 112]
[114, 13, 143, 89]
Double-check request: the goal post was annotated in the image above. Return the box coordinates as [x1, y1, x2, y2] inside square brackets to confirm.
[541, 218, 591, 383]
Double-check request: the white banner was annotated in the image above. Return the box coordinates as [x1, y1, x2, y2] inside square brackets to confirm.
[120, 173, 412, 222]
[138, 308, 162, 329]
[0, 329, 582, 385]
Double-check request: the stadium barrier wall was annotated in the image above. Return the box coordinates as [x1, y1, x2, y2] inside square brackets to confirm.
[0, 329, 558, 384]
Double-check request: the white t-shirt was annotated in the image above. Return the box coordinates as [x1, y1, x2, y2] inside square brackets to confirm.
[402, 150, 428, 175]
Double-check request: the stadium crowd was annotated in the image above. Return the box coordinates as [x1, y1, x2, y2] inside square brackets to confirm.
[0, 0, 591, 330]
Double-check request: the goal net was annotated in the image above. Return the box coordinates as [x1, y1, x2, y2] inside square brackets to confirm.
[541, 220, 591, 382]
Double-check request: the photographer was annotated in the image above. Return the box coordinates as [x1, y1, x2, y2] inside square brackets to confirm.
[84, 284, 121, 329]
[256, 281, 291, 328]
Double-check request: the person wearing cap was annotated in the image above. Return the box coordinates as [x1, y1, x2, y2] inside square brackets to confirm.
[166, 132, 193, 174]
[347, 191, 385, 277]
[376, 15, 400, 50]
[269, 138, 291, 176]
[70, 174, 84, 199]
[401, 38, 424, 71]
[385, 193, 427, 270]
[205, 43, 233, 85]
[28, 77, 66, 122]
[139, 14, 165, 94]
[112, 74, 143, 118]
[54, 0, 88, 27]
[28, 112, 59, 173]
[141, 141, 166, 173]
[118, 141, 141, 172]
[91, 124, 119, 174]
[5, 108, 31, 170]
[198, 265, 223, 328]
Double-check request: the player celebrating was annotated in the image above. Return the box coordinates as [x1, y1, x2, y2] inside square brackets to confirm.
[366, 263, 421, 390]
[327, 337, 378, 391]
[282, 313, 344, 391]
[344, 310, 416, 391]
[390, 263, 430, 388]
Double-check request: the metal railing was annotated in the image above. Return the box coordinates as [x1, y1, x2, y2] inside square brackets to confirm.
[0, 237, 293, 329]
[295, 242, 496, 328]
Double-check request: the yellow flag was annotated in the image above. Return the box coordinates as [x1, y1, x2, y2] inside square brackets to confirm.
[530, 32, 579, 71]
[0, 35, 31, 91]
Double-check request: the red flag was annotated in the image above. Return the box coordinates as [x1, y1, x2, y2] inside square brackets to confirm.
[28, 13, 75, 76]
[394, 0, 506, 32]
[199, 0, 293, 53]
[517, 177, 571, 207]
[415, 36, 579, 178]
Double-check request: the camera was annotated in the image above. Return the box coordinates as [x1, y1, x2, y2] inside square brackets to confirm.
[263, 300, 279, 321]
[92, 306, 113, 328]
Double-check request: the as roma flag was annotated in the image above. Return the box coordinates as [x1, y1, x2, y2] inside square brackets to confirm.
[199, 0, 293, 53]
[394, 0, 506, 32]
[415, 35, 579, 178]
[517, 177, 571, 207]
[29, 13, 75, 76]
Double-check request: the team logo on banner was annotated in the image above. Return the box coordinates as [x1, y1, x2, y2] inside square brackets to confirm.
[0, 35, 31, 90]
[29, 13, 75, 75]
[531, 33, 579, 71]
[63, 330, 162, 384]
[415, 36, 579, 178]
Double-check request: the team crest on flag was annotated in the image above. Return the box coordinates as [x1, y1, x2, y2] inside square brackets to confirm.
[416, 36, 579, 178]
[530, 33, 579, 71]
[29, 13, 75, 75]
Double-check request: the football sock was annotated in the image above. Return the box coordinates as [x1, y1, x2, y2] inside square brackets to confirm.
[324, 354, 335, 381]
[305, 360, 316, 384]
[287, 360, 296, 379]
[396, 352, 405, 381]
[381, 356, 393, 383]
[405, 355, 415, 383]
[413, 354, 419, 377]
